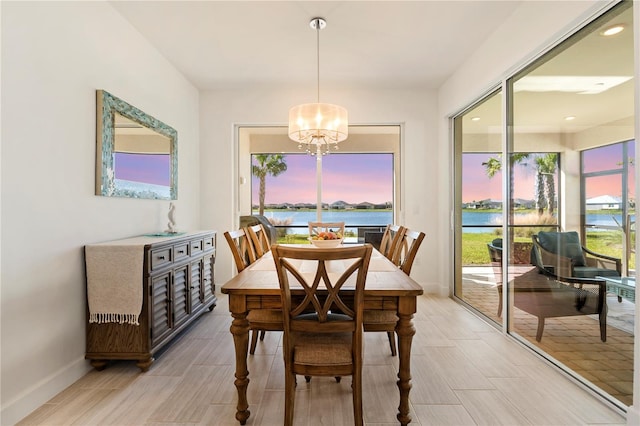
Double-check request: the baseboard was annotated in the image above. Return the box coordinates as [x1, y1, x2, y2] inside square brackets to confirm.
[419, 280, 442, 295]
[626, 405, 639, 425]
[1, 357, 91, 425]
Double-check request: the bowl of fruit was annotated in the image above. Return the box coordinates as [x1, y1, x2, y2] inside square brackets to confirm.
[309, 231, 344, 248]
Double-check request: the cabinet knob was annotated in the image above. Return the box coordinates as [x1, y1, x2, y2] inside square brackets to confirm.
[158, 255, 165, 260]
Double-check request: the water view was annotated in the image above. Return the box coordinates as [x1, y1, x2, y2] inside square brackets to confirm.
[256, 210, 633, 233]
[462, 211, 633, 232]
[254, 210, 393, 229]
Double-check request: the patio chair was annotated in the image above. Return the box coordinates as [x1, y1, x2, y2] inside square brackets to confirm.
[490, 238, 608, 342]
[272, 244, 372, 426]
[487, 239, 504, 317]
[531, 231, 621, 278]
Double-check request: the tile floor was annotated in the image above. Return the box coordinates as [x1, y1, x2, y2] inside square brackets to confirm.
[16, 291, 628, 425]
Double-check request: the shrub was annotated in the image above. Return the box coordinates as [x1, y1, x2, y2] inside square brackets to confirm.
[493, 212, 557, 238]
[266, 216, 293, 238]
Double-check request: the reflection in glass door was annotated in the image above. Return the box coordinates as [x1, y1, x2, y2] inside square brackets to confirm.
[583, 141, 636, 276]
[507, 2, 634, 410]
[454, 90, 504, 325]
[453, 0, 634, 411]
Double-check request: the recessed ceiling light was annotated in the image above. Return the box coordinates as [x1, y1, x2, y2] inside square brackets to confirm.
[601, 24, 624, 36]
[565, 116, 576, 121]
[471, 117, 480, 121]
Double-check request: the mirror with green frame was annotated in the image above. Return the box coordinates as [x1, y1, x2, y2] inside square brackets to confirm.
[96, 90, 178, 200]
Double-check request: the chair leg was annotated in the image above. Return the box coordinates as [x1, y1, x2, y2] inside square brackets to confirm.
[387, 331, 397, 356]
[284, 371, 296, 426]
[249, 329, 259, 354]
[600, 306, 607, 342]
[259, 330, 266, 341]
[352, 371, 364, 426]
[535, 318, 545, 342]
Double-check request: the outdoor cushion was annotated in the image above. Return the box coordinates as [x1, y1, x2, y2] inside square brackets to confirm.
[536, 231, 586, 266]
[573, 266, 620, 279]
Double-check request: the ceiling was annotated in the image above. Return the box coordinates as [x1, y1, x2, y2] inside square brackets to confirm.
[110, 1, 523, 91]
[110, 1, 634, 136]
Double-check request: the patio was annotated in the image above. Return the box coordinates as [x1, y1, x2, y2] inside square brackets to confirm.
[462, 266, 635, 407]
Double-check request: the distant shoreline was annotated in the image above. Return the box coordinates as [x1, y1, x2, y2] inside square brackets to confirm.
[256, 208, 392, 212]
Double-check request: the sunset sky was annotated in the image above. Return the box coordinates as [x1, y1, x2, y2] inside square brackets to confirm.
[251, 153, 393, 205]
[114, 153, 170, 186]
[462, 144, 634, 203]
[250, 144, 634, 205]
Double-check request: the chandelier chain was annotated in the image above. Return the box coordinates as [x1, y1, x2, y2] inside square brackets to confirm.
[316, 18, 320, 104]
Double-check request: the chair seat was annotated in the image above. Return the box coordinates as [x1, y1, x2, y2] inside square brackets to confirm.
[573, 267, 620, 278]
[293, 332, 353, 366]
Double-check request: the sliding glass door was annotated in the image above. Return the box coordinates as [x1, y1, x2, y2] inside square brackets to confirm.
[454, 1, 634, 410]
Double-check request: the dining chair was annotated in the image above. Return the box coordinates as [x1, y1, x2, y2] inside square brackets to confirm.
[393, 228, 426, 275]
[272, 243, 372, 426]
[378, 224, 406, 261]
[224, 227, 281, 354]
[308, 221, 346, 238]
[223, 228, 257, 273]
[247, 224, 270, 258]
[364, 227, 424, 357]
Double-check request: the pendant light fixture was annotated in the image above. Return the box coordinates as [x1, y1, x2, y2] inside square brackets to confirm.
[288, 17, 348, 155]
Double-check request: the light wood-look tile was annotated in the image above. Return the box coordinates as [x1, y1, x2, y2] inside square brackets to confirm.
[15, 292, 627, 426]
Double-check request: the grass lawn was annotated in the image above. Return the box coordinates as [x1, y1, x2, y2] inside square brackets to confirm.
[461, 231, 633, 268]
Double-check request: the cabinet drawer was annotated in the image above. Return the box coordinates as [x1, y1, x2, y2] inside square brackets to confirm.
[174, 243, 189, 261]
[190, 239, 203, 255]
[203, 237, 215, 251]
[150, 247, 172, 270]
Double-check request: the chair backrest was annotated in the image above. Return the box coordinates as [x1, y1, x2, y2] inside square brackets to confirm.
[272, 244, 373, 336]
[379, 225, 406, 261]
[487, 241, 503, 285]
[308, 221, 345, 239]
[224, 228, 257, 273]
[535, 231, 586, 266]
[392, 229, 425, 275]
[247, 224, 270, 258]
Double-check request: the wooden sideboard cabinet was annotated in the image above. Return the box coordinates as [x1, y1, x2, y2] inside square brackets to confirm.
[85, 231, 217, 371]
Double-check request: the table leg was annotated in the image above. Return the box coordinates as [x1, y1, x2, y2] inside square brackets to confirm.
[230, 311, 251, 425]
[396, 302, 417, 426]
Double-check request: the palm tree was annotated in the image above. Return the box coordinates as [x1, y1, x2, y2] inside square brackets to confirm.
[252, 154, 288, 215]
[482, 154, 530, 208]
[535, 153, 557, 215]
[483, 153, 557, 215]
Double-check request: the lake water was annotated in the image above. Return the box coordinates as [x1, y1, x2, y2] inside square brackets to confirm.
[257, 210, 631, 234]
[255, 210, 392, 230]
[462, 211, 631, 233]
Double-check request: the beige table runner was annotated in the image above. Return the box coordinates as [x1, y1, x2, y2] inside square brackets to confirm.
[85, 243, 145, 325]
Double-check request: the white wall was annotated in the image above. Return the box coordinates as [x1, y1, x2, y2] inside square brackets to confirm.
[0, 2, 200, 424]
[437, 0, 638, 422]
[199, 87, 438, 290]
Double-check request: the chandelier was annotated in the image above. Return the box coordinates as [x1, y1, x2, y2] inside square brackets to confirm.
[288, 17, 348, 155]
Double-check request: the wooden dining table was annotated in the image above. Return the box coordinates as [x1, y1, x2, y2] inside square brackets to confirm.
[221, 244, 424, 425]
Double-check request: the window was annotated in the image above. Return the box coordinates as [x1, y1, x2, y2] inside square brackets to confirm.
[238, 125, 400, 242]
[582, 139, 636, 274]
